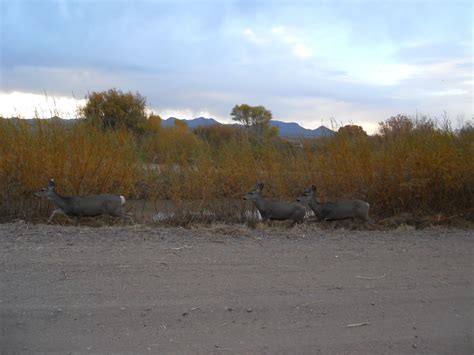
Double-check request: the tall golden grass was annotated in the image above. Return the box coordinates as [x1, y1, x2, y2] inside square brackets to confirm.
[0, 119, 140, 220]
[0, 116, 472, 223]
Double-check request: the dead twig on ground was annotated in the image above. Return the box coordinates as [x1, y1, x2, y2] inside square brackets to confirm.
[169, 245, 192, 251]
[347, 322, 370, 328]
[210, 239, 225, 243]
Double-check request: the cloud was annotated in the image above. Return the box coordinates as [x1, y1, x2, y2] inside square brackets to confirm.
[0, 91, 85, 118]
[242, 26, 313, 60]
[344, 63, 420, 86]
[271, 26, 313, 60]
[1, 1, 472, 131]
[292, 43, 312, 60]
[243, 28, 261, 44]
[426, 89, 467, 97]
[153, 108, 225, 122]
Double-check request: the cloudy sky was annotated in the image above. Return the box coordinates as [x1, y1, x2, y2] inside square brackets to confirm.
[1, 0, 472, 133]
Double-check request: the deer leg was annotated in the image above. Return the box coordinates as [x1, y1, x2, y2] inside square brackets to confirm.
[111, 210, 133, 225]
[74, 216, 80, 226]
[121, 212, 134, 225]
[48, 209, 65, 224]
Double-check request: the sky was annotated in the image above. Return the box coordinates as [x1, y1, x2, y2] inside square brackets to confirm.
[0, 0, 472, 133]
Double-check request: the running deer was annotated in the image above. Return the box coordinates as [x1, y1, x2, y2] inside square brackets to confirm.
[243, 183, 306, 224]
[297, 185, 370, 222]
[34, 179, 132, 225]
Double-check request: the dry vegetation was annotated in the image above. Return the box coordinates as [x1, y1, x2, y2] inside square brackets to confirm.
[0, 115, 472, 227]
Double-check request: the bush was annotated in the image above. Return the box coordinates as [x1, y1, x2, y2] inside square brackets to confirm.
[0, 114, 472, 224]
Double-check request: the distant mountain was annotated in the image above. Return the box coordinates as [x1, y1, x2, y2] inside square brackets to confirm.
[5, 116, 77, 129]
[161, 117, 221, 129]
[269, 121, 334, 138]
[6, 116, 335, 138]
[312, 125, 335, 137]
[162, 116, 335, 138]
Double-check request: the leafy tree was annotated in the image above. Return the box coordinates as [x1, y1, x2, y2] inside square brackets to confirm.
[338, 125, 367, 137]
[379, 114, 414, 138]
[230, 104, 252, 126]
[79, 89, 147, 134]
[231, 104, 273, 136]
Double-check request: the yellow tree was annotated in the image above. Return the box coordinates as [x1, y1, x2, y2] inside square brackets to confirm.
[231, 104, 274, 137]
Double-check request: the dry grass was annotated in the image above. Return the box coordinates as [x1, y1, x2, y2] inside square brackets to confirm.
[1, 116, 472, 227]
[0, 119, 140, 221]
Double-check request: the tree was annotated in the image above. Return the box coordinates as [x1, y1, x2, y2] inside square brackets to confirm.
[338, 125, 367, 137]
[79, 89, 147, 134]
[379, 114, 414, 138]
[231, 104, 273, 136]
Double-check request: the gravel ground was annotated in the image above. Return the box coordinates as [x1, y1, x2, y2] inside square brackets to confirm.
[1, 222, 473, 354]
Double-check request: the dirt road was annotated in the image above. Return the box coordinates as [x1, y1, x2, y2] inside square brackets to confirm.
[1, 222, 472, 354]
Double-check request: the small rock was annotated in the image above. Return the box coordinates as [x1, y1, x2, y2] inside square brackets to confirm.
[247, 308, 253, 313]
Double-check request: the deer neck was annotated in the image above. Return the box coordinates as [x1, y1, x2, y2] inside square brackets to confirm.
[309, 196, 322, 211]
[254, 195, 267, 213]
[49, 190, 70, 211]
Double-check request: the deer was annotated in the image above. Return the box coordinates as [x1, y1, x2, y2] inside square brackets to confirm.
[34, 179, 132, 225]
[243, 183, 306, 224]
[297, 185, 370, 222]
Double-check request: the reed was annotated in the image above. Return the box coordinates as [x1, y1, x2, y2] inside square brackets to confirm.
[0, 115, 472, 225]
[0, 119, 140, 221]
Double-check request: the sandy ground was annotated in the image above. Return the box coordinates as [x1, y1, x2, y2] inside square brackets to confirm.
[0, 222, 473, 354]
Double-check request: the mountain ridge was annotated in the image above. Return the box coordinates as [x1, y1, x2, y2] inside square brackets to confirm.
[5, 116, 335, 138]
[161, 117, 335, 138]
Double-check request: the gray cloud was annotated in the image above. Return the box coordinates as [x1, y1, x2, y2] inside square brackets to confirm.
[1, 0, 472, 129]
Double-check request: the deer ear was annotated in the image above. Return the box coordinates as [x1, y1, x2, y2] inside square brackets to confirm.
[311, 185, 316, 191]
